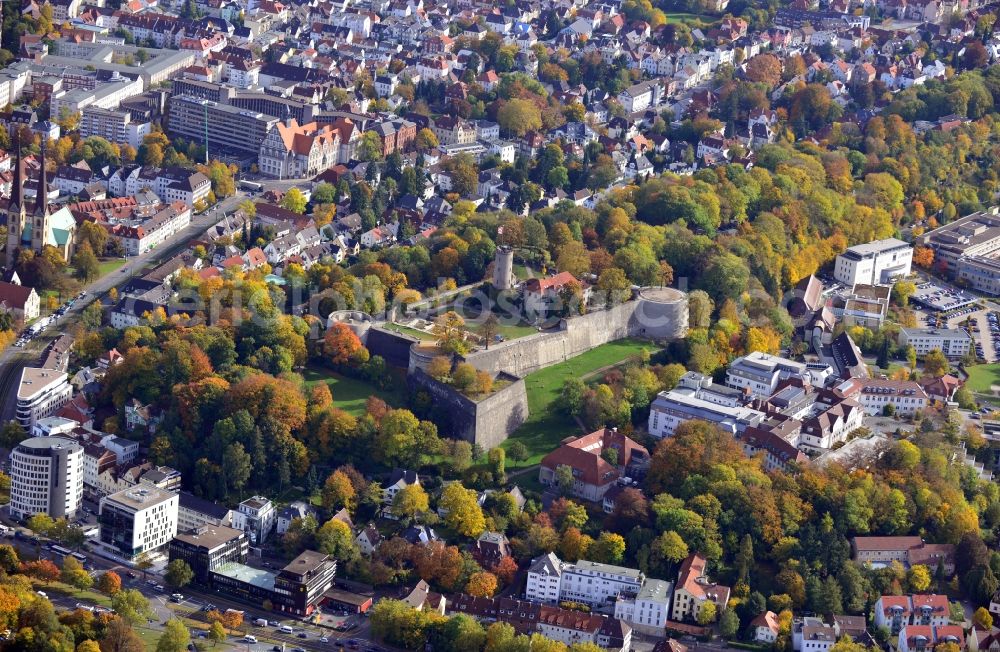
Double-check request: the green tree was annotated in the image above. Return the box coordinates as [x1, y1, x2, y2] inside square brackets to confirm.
[0, 421, 26, 450]
[82, 302, 104, 330]
[280, 187, 307, 214]
[111, 589, 155, 627]
[589, 532, 626, 565]
[697, 601, 718, 625]
[61, 556, 93, 592]
[209, 620, 226, 646]
[719, 609, 740, 638]
[156, 619, 190, 652]
[357, 131, 384, 162]
[164, 559, 193, 589]
[72, 242, 100, 282]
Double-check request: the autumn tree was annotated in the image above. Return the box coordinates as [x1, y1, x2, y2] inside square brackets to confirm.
[324, 322, 369, 366]
[745, 54, 782, 86]
[281, 187, 307, 214]
[923, 349, 950, 377]
[434, 311, 470, 355]
[465, 571, 499, 597]
[497, 99, 542, 137]
[392, 484, 430, 520]
[439, 483, 486, 538]
[97, 571, 122, 596]
[322, 470, 356, 512]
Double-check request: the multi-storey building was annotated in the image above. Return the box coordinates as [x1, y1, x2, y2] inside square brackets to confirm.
[726, 352, 809, 398]
[920, 209, 1000, 269]
[851, 537, 955, 575]
[168, 525, 248, 584]
[99, 485, 178, 561]
[670, 553, 731, 623]
[525, 553, 671, 635]
[271, 550, 337, 616]
[834, 238, 913, 287]
[167, 94, 279, 156]
[80, 106, 150, 150]
[16, 367, 73, 428]
[875, 595, 950, 635]
[258, 118, 340, 179]
[231, 496, 275, 545]
[9, 436, 83, 520]
[840, 379, 929, 416]
[898, 328, 973, 359]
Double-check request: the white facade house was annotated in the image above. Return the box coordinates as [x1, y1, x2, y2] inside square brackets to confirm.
[525, 553, 670, 634]
[99, 485, 178, 561]
[898, 328, 973, 359]
[231, 496, 276, 545]
[725, 352, 809, 398]
[16, 367, 73, 429]
[834, 238, 913, 287]
[9, 436, 83, 520]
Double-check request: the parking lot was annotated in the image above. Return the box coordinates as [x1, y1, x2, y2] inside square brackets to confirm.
[910, 282, 978, 313]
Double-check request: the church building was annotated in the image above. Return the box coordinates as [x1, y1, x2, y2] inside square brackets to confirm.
[4, 133, 77, 268]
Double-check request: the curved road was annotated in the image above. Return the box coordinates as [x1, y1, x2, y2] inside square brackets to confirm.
[0, 191, 252, 424]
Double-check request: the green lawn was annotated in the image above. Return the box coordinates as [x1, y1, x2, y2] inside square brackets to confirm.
[382, 323, 435, 340]
[965, 363, 1000, 393]
[480, 322, 540, 341]
[664, 11, 712, 24]
[98, 258, 127, 277]
[502, 338, 655, 466]
[301, 365, 404, 416]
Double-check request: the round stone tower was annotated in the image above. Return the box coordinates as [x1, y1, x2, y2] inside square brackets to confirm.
[493, 247, 515, 290]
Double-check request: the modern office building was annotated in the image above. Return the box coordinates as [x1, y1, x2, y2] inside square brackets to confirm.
[920, 209, 1000, 269]
[898, 328, 973, 358]
[725, 352, 809, 398]
[168, 524, 248, 584]
[210, 549, 336, 616]
[648, 387, 764, 439]
[833, 238, 912, 287]
[9, 436, 83, 520]
[16, 367, 73, 428]
[99, 485, 178, 561]
[167, 94, 279, 156]
[80, 105, 151, 149]
[956, 256, 1000, 295]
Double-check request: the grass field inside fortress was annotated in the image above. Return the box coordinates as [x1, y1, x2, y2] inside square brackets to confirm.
[303, 365, 404, 416]
[502, 338, 655, 466]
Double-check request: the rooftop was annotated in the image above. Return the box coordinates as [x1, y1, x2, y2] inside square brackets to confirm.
[103, 485, 176, 511]
[213, 562, 275, 590]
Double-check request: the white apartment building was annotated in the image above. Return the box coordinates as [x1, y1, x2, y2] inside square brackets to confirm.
[9, 436, 84, 520]
[833, 238, 913, 287]
[725, 352, 809, 398]
[525, 553, 670, 634]
[231, 496, 275, 545]
[117, 202, 192, 256]
[898, 328, 973, 359]
[847, 379, 930, 416]
[648, 389, 764, 439]
[16, 367, 73, 429]
[80, 105, 151, 150]
[99, 485, 178, 561]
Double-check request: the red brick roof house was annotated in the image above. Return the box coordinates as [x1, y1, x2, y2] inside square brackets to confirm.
[538, 427, 648, 502]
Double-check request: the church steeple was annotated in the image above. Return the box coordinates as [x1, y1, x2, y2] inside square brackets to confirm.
[33, 142, 47, 218]
[9, 129, 22, 212]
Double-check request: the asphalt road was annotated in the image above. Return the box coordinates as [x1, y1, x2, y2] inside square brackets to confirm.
[0, 190, 252, 424]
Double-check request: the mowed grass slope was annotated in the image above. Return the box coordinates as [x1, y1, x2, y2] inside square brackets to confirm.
[302, 365, 404, 416]
[966, 363, 1000, 393]
[502, 338, 654, 466]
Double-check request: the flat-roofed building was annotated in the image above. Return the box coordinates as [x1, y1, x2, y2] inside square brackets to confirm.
[167, 95, 279, 156]
[9, 436, 83, 520]
[834, 238, 912, 287]
[898, 328, 973, 359]
[920, 208, 1000, 268]
[726, 352, 809, 398]
[99, 485, 178, 560]
[16, 367, 73, 428]
[169, 524, 248, 584]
